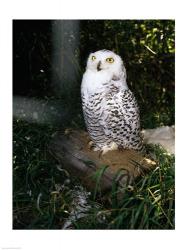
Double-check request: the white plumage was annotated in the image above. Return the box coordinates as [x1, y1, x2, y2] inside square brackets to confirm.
[81, 50, 143, 155]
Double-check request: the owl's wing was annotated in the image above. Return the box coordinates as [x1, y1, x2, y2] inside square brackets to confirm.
[100, 89, 141, 147]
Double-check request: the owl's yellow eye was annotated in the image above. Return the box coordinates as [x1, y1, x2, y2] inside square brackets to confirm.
[106, 57, 114, 63]
[91, 56, 96, 61]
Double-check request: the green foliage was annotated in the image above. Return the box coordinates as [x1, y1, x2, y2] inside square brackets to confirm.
[13, 119, 72, 229]
[13, 119, 174, 229]
[91, 165, 109, 200]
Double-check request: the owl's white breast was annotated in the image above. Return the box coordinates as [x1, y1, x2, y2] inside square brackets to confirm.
[81, 69, 113, 96]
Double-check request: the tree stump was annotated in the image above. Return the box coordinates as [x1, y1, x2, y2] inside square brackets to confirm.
[49, 129, 156, 196]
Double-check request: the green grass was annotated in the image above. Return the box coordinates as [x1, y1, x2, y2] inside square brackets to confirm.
[13, 119, 175, 229]
[71, 145, 175, 229]
[13, 119, 72, 229]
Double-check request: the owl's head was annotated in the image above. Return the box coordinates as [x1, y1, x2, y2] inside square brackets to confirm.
[86, 50, 126, 80]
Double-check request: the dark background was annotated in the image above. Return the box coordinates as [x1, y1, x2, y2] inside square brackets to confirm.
[13, 20, 175, 128]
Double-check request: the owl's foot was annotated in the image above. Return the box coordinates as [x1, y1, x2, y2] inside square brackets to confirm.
[100, 142, 118, 156]
[88, 141, 100, 151]
[88, 141, 94, 149]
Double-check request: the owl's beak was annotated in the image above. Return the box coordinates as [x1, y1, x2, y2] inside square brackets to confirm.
[97, 61, 102, 71]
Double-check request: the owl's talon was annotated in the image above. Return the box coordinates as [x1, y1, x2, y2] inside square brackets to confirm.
[88, 141, 94, 149]
[98, 149, 109, 158]
[88, 141, 100, 151]
[99, 142, 118, 156]
[93, 147, 100, 152]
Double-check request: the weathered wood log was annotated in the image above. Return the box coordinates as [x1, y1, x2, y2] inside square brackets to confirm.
[49, 129, 156, 195]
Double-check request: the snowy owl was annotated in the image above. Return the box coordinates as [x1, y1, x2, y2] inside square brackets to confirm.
[81, 49, 143, 155]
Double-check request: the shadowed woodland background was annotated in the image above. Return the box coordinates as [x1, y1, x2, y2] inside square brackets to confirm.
[14, 20, 174, 128]
[13, 20, 175, 229]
